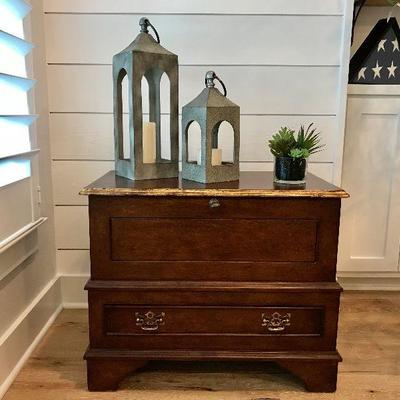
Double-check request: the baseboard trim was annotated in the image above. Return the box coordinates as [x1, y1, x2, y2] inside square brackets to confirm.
[0, 278, 62, 399]
[338, 274, 400, 291]
[63, 302, 88, 309]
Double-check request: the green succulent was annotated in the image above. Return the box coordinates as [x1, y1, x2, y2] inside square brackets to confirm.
[268, 127, 296, 157]
[290, 148, 310, 159]
[387, 1, 399, 6]
[268, 123, 324, 159]
[295, 123, 324, 156]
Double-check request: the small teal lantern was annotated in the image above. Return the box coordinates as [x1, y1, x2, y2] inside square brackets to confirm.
[181, 71, 240, 183]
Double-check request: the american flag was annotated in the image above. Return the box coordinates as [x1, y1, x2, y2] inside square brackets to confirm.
[349, 17, 400, 84]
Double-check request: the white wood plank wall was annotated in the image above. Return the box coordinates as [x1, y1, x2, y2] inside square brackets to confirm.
[43, 0, 353, 277]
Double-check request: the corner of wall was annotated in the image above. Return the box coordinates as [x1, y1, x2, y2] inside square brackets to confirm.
[0, 0, 63, 397]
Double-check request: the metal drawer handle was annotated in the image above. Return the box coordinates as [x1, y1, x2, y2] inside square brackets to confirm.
[209, 198, 220, 208]
[135, 311, 165, 331]
[262, 312, 291, 332]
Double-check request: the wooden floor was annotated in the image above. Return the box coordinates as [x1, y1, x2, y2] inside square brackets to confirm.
[4, 292, 400, 400]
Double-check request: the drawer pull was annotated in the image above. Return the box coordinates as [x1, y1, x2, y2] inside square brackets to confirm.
[262, 312, 291, 332]
[135, 311, 165, 331]
[209, 198, 220, 208]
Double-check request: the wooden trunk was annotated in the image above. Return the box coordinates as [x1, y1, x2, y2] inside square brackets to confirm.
[81, 171, 348, 392]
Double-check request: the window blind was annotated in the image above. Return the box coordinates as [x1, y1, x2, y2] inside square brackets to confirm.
[0, 0, 37, 187]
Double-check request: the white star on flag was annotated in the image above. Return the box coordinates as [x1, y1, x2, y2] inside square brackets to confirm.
[378, 39, 387, 52]
[372, 60, 382, 79]
[392, 39, 400, 52]
[358, 67, 367, 80]
[387, 61, 397, 78]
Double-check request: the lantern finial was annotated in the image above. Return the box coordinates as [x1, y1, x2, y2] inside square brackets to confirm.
[139, 17, 150, 33]
[205, 71, 227, 96]
[139, 17, 160, 43]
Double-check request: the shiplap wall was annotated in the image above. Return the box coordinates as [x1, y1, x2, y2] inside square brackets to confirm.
[43, 0, 353, 289]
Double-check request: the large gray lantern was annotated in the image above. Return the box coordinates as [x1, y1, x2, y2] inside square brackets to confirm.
[113, 17, 179, 180]
[182, 71, 240, 183]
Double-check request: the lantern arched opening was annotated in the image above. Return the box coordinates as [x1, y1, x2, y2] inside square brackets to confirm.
[185, 120, 202, 164]
[211, 120, 235, 165]
[116, 68, 129, 160]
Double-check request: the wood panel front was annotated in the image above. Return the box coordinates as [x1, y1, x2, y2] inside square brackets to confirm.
[110, 218, 317, 262]
[89, 196, 341, 281]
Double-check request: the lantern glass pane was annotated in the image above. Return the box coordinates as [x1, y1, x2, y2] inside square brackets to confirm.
[186, 120, 202, 164]
[141, 76, 149, 121]
[121, 74, 130, 160]
[216, 120, 235, 163]
[160, 72, 171, 160]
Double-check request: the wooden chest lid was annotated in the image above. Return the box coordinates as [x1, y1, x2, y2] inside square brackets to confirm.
[80, 171, 348, 198]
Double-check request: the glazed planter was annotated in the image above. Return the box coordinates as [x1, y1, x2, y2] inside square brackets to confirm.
[274, 156, 307, 184]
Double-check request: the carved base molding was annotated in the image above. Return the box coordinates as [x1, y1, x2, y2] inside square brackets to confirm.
[84, 348, 341, 392]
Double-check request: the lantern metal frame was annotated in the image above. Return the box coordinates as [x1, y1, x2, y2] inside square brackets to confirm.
[113, 17, 179, 180]
[182, 71, 240, 183]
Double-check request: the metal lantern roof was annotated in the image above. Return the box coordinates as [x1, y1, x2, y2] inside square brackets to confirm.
[116, 30, 177, 58]
[183, 87, 239, 109]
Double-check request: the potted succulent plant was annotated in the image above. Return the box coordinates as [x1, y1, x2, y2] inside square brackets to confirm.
[268, 123, 324, 184]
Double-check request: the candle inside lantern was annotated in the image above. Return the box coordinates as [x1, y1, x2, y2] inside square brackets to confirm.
[196, 148, 222, 166]
[211, 148, 222, 166]
[142, 122, 156, 164]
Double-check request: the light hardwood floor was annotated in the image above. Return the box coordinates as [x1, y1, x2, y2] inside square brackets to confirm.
[4, 292, 400, 400]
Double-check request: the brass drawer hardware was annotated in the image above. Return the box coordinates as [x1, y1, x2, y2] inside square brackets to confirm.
[135, 311, 165, 331]
[209, 198, 220, 208]
[262, 312, 291, 332]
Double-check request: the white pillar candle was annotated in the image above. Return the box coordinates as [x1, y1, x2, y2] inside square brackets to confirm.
[142, 122, 156, 164]
[211, 148, 222, 166]
[196, 148, 222, 165]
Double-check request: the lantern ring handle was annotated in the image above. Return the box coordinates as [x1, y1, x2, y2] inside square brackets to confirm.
[215, 75, 227, 97]
[204, 72, 227, 97]
[139, 17, 160, 44]
[147, 20, 160, 44]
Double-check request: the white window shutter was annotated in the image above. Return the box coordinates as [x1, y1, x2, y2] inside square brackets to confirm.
[0, 0, 45, 255]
